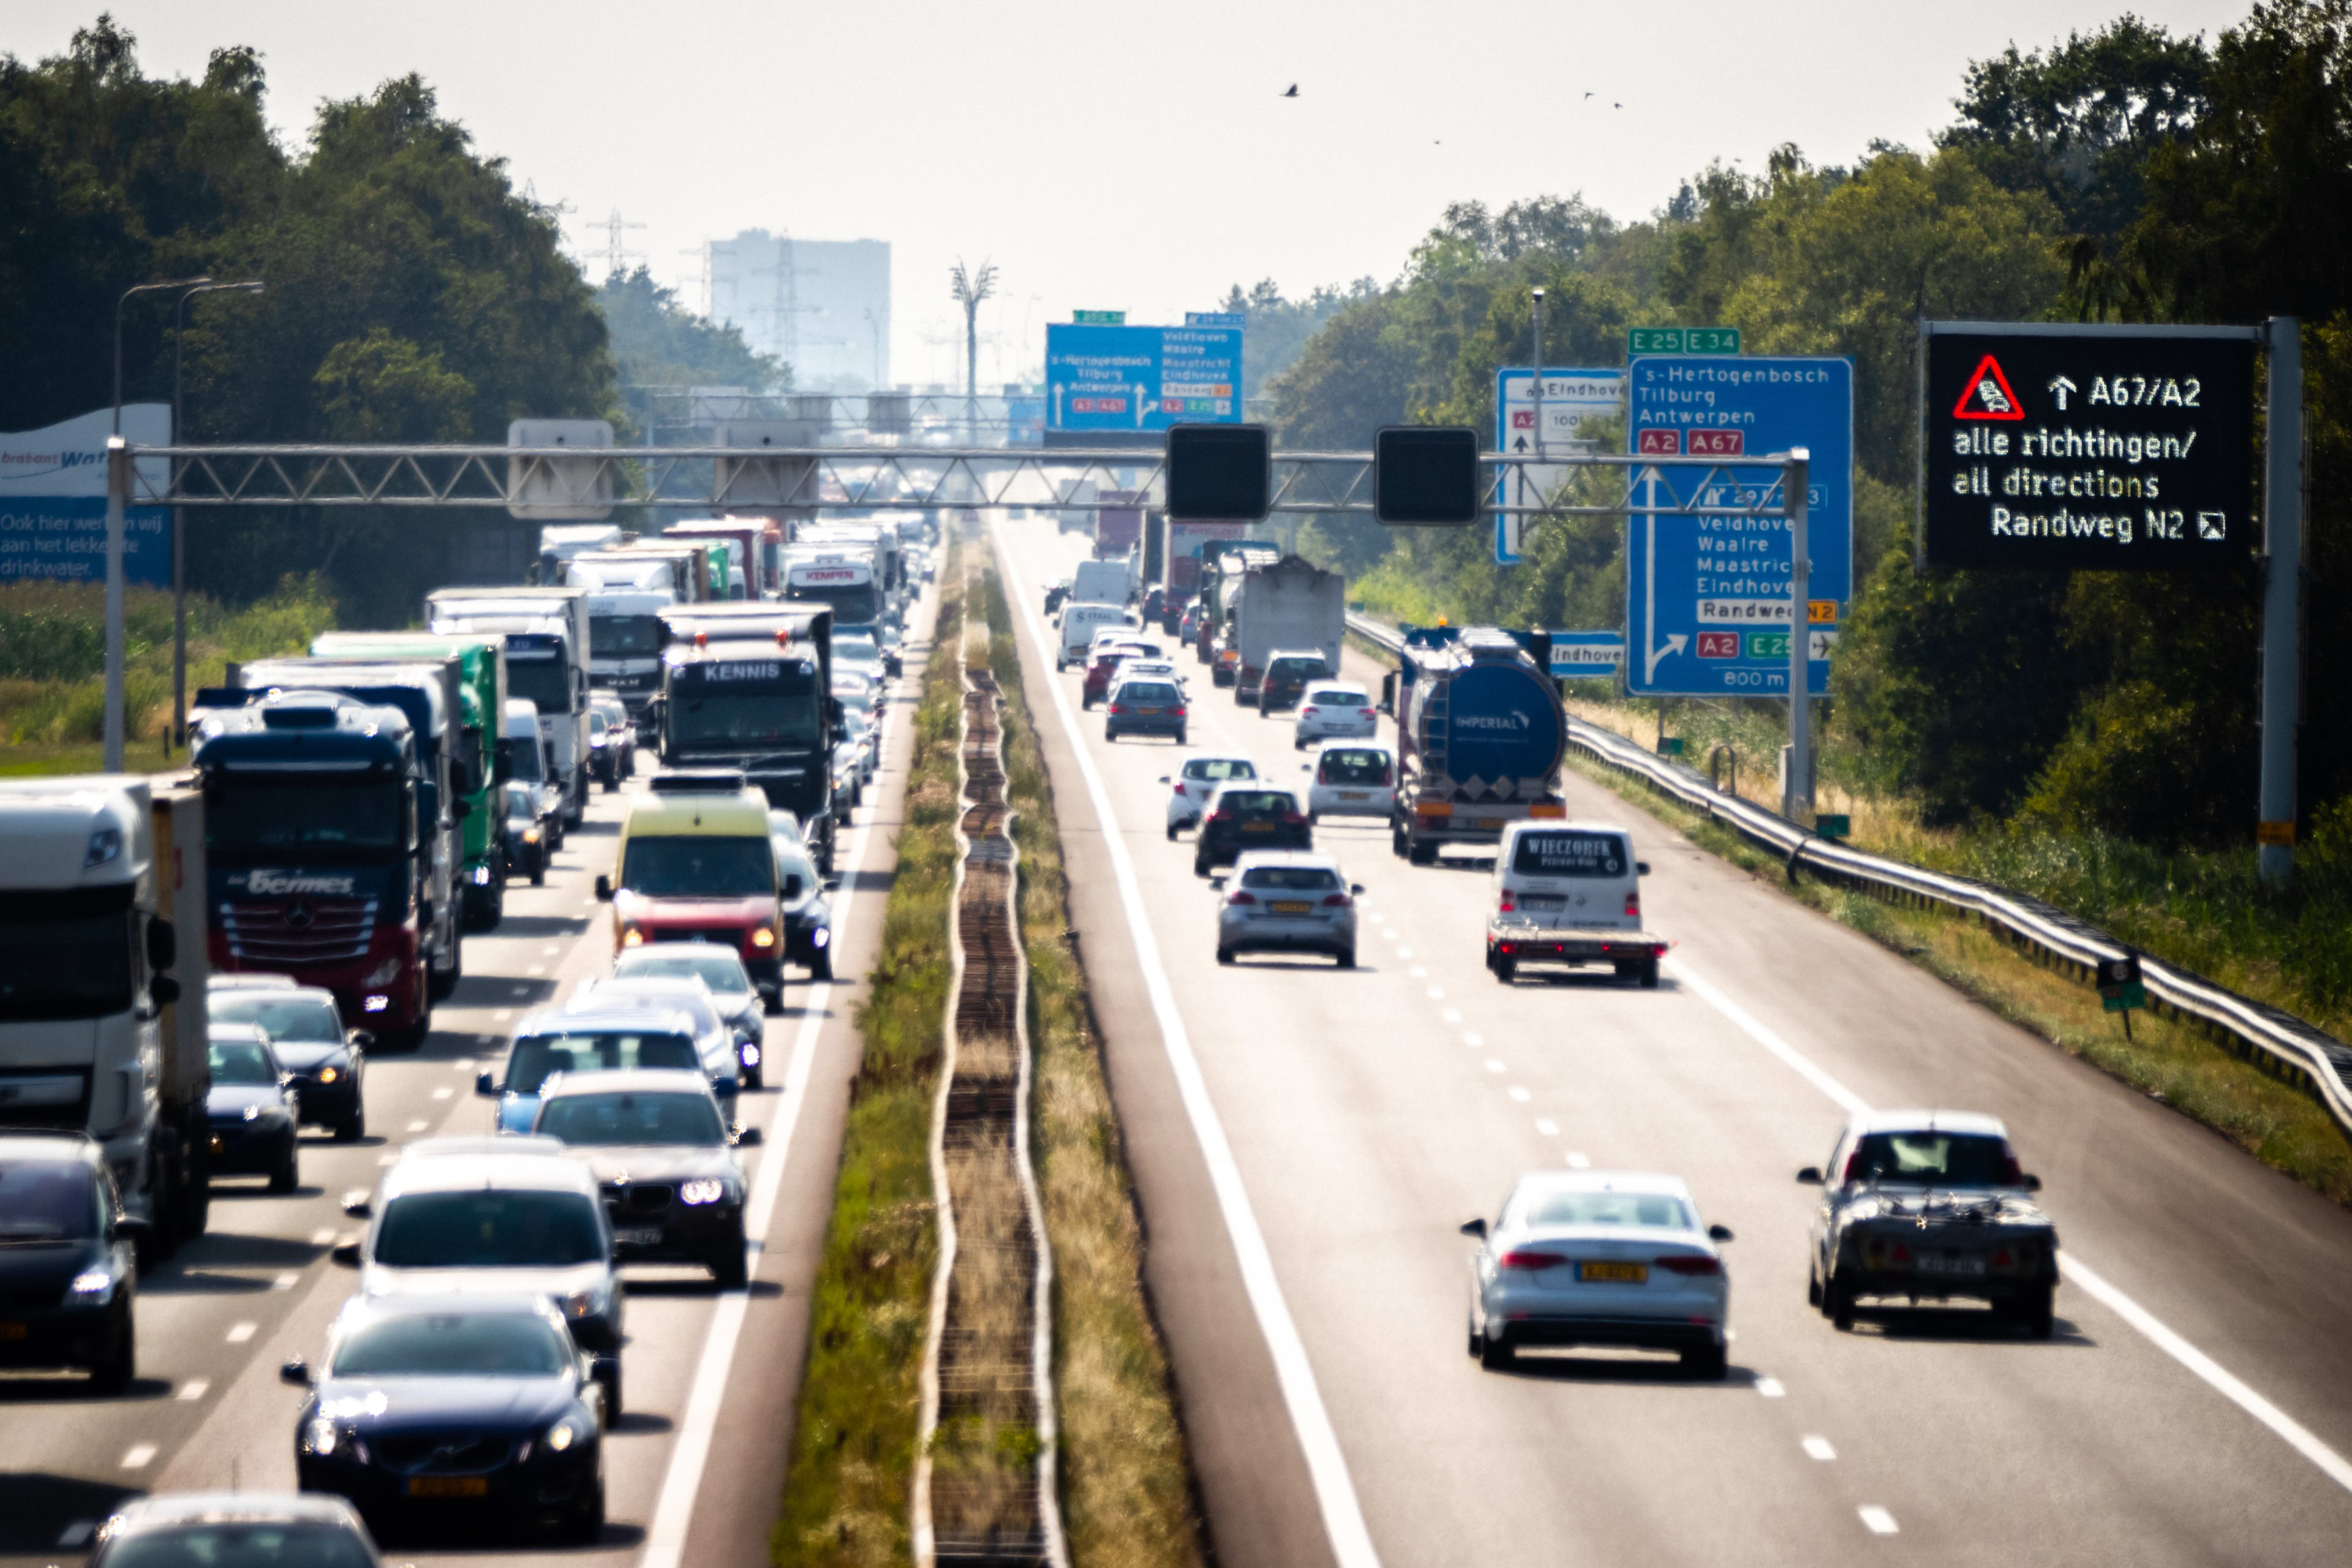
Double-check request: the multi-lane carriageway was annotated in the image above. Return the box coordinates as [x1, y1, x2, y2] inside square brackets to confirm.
[0, 583, 939, 1568]
[11, 522, 2352, 1568]
[993, 515, 2352, 1568]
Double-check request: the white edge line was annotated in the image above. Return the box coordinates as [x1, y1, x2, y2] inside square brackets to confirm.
[1667, 953, 2352, 1502]
[997, 524, 1383, 1568]
[638, 598, 910, 1568]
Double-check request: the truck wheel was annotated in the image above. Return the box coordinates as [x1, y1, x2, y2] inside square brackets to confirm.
[530, 858, 546, 888]
[270, 1142, 299, 1194]
[1494, 957, 1517, 984]
[594, 1357, 624, 1423]
[179, 1166, 210, 1243]
[1409, 839, 1438, 865]
[1638, 959, 1660, 989]
[428, 939, 461, 1003]
[1392, 823, 1409, 858]
[1335, 946, 1355, 970]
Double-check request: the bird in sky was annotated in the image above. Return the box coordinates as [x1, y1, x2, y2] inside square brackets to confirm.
[1583, 91, 1593, 100]
[1282, 83, 1299, 97]
[1614, 102, 1624, 109]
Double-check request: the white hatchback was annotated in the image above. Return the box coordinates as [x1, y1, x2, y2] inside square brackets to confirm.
[1292, 680, 1378, 747]
[1161, 753, 1258, 839]
[1464, 1169, 1733, 1377]
[1303, 742, 1395, 821]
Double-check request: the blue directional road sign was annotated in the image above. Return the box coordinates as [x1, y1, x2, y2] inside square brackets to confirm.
[1046, 323, 1242, 434]
[1623, 356, 1852, 697]
[1546, 631, 1624, 678]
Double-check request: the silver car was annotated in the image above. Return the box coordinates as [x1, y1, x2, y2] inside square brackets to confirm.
[1212, 851, 1360, 968]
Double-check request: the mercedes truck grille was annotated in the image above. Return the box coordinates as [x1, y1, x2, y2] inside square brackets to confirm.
[220, 897, 379, 963]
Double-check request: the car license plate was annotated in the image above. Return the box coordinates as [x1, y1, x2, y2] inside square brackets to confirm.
[1578, 1261, 1648, 1284]
[1242, 821, 1275, 833]
[1520, 895, 1567, 911]
[1918, 1251, 1987, 1276]
[1270, 900, 1313, 914]
[0, 1322, 26, 1340]
[406, 1477, 489, 1499]
[1337, 791, 1368, 801]
[617, 1226, 665, 1246]
[1136, 706, 1159, 715]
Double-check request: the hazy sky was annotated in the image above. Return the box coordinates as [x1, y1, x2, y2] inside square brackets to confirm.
[7, 1, 2250, 388]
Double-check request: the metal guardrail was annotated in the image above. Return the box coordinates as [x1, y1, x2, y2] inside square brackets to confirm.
[1344, 612, 2352, 1136]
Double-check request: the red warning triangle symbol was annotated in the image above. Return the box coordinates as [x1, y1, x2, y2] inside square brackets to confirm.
[1951, 353, 2024, 421]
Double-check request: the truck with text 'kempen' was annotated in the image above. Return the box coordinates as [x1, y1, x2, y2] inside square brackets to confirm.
[190, 690, 437, 1047]
[0, 777, 212, 1256]
[654, 601, 840, 874]
[1385, 627, 1567, 864]
[426, 585, 592, 827]
[782, 546, 881, 630]
[311, 632, 508, 927]
[1228, 554, 1345, 707]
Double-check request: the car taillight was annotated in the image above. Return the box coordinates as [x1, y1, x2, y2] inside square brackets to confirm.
[1281, 810, 1306, 826]
[1498, 1250, 1566, 1272]
[1321, 892, 1352, 908]
[1170, 706, 1185, 717]
[1109, 704, 1126, 715]
[1227, 890, 1256, 905]
[1654, 1254, 1722, 1276]
[1498, 892, 1516, 912]
[1302, 706, 1320, 718]
[1624, 890, 1641, 918]
[1173, 783, 1186, 797]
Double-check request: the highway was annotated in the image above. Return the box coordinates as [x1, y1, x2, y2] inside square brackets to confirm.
[0, 583, 936, 1567]
[993, 517, 2352, 1568]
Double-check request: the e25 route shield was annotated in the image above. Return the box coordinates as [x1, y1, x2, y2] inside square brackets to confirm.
[1920, 324, 2258, 571]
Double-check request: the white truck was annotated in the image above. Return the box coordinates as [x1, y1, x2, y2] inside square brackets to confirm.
[783, 545, 884, 628]
[426, 585, 593, 827]
[536, 523, 625, 581]
[1229, 554, 1344, 707]
[560, 553, 678, 725]
[0, 777, 211, 1257]
[1070, 558, 1132, 608]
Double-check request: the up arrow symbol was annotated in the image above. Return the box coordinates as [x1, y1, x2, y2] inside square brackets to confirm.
[2047, 374, 2078, 411]
[1513, 435, 1529, 453]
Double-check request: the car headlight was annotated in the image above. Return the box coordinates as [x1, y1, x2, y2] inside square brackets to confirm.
[750, 926, 777, 949]
[741, 1043, 761, 1066]
[811, 927, 830, 948]
[472, 864, 492, 886]
[545, 1417, 579, 1453]
[560, 1287, 604, 1319]
[68, 1267, 115, 1305]
[522, 827, 541, 844]
[304, 1416, 341, 1455]
[363, 996, 390, 1013]
[620, 926, 645, 948]
[364, 958, 402, 987]
[315, 1065, 340, 1085]
[679, 1178, 728, 1206]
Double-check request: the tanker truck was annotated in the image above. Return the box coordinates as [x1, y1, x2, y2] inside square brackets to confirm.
[1386, 627, 1568, 865]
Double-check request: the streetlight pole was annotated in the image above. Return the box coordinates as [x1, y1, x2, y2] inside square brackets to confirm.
[107, 276, 208, 772]
[168, 280, 264, 755]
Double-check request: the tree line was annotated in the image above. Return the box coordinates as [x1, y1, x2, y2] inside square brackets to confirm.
[1244, 2, 2352, 847]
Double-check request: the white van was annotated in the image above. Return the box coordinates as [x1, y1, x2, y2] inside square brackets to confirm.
[1057, 602, 1133, 668]
[1483, 820, 1666, 987]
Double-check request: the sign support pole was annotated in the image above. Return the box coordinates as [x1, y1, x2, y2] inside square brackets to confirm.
[2258, 317, 2304, 889]
[103, 435, 129, 772]
[1783, 450, 1811, 821]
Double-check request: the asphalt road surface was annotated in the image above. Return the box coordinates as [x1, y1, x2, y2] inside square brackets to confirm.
[0, 582, 936, 1568]
[995, 516, 2352, 1568]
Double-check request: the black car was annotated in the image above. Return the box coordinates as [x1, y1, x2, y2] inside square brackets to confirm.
[207, 982, 369, 1141]
[91, 1492, 381, 1567]
[772, 834, 835, 980]
[500, 781, 549, 886]
[1258, 649, 1333, 716]
[206, 1025, 300, 1191]
[285, 1294, 605, 1544]
[0, 1131, 143, 1393]
[531, 1070, 758, 1288]
[1193, 785, 1313, 876]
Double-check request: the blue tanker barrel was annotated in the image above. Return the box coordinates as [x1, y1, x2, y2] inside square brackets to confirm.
[1434, 660, 1566, 784]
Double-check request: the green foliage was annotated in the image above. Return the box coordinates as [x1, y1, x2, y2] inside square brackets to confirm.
[598, 265, 786, 427]
[1210, 277, 1373, 399]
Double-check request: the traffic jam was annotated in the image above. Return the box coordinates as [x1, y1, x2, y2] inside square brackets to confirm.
[1042, 531, 2060, 1381]
[0, 514, 933, 1554]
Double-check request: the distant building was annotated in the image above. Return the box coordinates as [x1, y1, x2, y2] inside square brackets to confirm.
[707, 232, 891, 392]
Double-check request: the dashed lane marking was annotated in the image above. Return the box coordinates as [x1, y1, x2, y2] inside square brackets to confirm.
[1858, 1507, 1899, 1535]
[1564, 1152, 1591, 1168]
[226, 1322, 255, 1343]
[1484, 1059, 1506, 1074]
[1755, 1377, 1785, 1397]
[1427, 987, 1445, 1000]
[406, 1120, 429, 1133]
[1801, 1436, 1836, 1461]
[310, 1227, 335, 1246]
[1463, 1032, 1484, 1047]
[273, 1272, 298, 1290]
[176, 1379, 209, 1401]
[1534, 1118, 1559, 1136]
[121, 1444, 156, 1469]
[1508, 1086, 1531, 1103]
[57, 1522, 96, 1548]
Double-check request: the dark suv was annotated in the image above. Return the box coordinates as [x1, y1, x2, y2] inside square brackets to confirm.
[0, 1131, 144, 1393]
[1193, 785, 1312, 876]
[1258, 650, 1332, 716]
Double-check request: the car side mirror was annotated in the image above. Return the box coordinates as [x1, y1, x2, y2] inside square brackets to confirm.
[476, 1071, 497, 1098]
[734, 1125, 763, 1147]
[594, 875, 612, 902]
[279, 1358, 312, 1387]
[1207, 876, 1226, 892]
[1350, 884, 1365, 895]
[1636, 861, 1651, 876]
[1795, 1167, 1823, 1185]
[1155, 775, 1169, 784]
[341, 1191, 372, 1218]
[712, 1076, 741, 1100]
[349, 1030, 374, 1052]
[1458, 1218, 1487, 1238]
[1708, 1224, 1735, 1243]
[149, 974, 181, 1006]
[2021, 1173, 2042, 1191]
[330, 1240, 362, 1267]
[111, 1215, 152, 1243]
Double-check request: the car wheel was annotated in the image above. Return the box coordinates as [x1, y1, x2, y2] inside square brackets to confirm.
[1308, 810, 1319, 826]
[1638, 958, 1660, 989]
[1807, 1267, 1823, 1308]
[595, 1357, 624, 1422]
[1828, 1270, 1858, 1332]
[1175, 728, 1187, 744]
[334, 1107, 366, 1144]
[1494, 957, 1516, 984]
[1193, 855, 1211, 878]
[562, 1477, 606, 1545]
[1409, 840, 1438, 865]
[270, 1144, 299, 1193]
[88, 1314, 134, 1396]
[1392, 823, 1408, 858]
[2014, 1281, 2056, 1339]
[1479, 1329, 1515, 1371]
[530, 858, 546, 887]
[763, 986, 785, 1016]
[712, 1235, 749, 1291]
[1216, 946, 1235, 966]
[812, 951, 834, 981]
[1681, 1343, 1729, 1380]
[742, 1061, 764, 1091]
[1335, 946, 1355, 970]
[603, 773, 617, 793]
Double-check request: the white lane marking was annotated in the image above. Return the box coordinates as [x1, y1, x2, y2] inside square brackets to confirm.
[57, 1521, 96, 1548]
[1858, 1506, 1899, 1535]
[406, 1120, 429, 1133]
[1484, 1059, 1506, 1074]
[376, 1153, 397, 1166]
[998, 527, 1382, 1568]
[451, 1058, 475, 1071]
[1565, 1151, 1591, 1169]
[1463, 1032, 1484, 1047]
[1508, 1086, 1531, 1103]
[1427, 987, 1445, 1000]
[225, 1321, 256, 1343]
[1396, 946, 1414, 959]
[1408, 966, 1427, 979]
[273, 1272, 298, 1291]
[121, 1444, 156, 1469]
[494, 1009, 514, 1022]
[1535, 1118, 1559, 1136]
[1671, 954, 2352, 1500]
[640, 674, 894, 1568]
[176, 1378, 209, 1401]
[1754, 1376, 1785, 1397]
[311, 1227, 335, 1246]
[1441, 1008, 1461, 1024]
[543, 944, 562, 956]
[1801, 1434, 1836, 1461]
[526, 964, 546, 976]
[431, 1086, 453, 1100]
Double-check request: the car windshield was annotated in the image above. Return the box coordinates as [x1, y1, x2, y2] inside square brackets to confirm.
[1238, 866, 1341, 891]
[1512, 832, 1630, 878]
[374, 1189, 604, 1267]
[1517, 1189, 1695, 1230]
[0, 1161, 100, 1242]
[1319, 750, 1391, 785]
[504, 654, 568, 712]
[504, 782, 537, 820]
[505, 733, 545, 783]
[591, 613, 663, 656]
[537, 1091, 726, 1147]
[331, 1312, 571, 1378]
[1117, 683, 1179, 704]
[1216, 791, 1294, 816]
[582, 985, 719, 1035]
[102, 1523, 377, 1567]
[1183, 759, 1254, 783]
[616, 950, 752, 995]
[1268, 658, 1325, 680]
[620, 835, 776, 897]
[208, 995, 341, 1045]
[209, 1038, 277, 1085]
[1849, 1132, 2015, 1185]
[1306, 689, 1365, 707]
[502, 1031, 701, 1095]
